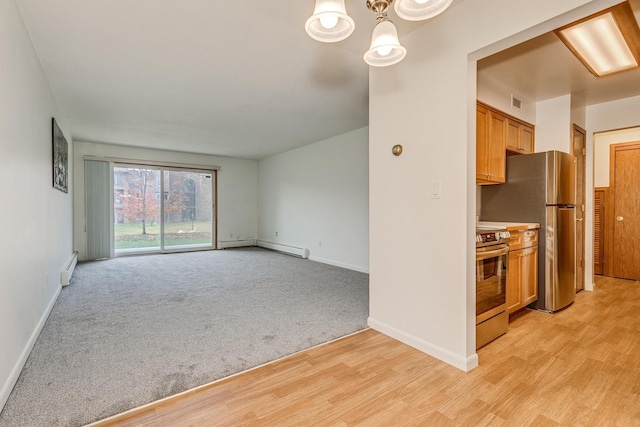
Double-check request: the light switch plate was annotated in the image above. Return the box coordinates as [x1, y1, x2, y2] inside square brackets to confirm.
[431, 181, 441, 199]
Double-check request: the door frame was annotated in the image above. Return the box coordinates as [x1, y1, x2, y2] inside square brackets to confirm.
[571, 124, 586, 292]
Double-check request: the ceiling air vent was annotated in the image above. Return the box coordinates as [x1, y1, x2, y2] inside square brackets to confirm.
[511, 94, 522, 110]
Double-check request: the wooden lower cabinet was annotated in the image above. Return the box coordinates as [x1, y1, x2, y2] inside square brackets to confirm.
[507, 232, 539, 315]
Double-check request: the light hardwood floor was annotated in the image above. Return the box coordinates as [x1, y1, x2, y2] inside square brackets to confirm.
[93, 276, 640, 426]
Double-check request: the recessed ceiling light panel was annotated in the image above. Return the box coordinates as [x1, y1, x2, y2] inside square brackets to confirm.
[555, 2, 640, 77]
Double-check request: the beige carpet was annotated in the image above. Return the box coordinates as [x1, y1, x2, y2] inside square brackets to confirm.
[0, 248, 369, 426]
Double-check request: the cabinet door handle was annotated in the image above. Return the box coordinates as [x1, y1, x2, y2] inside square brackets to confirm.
[617, 216, 624, 222]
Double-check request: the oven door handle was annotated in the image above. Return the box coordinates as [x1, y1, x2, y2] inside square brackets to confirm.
[476, 245, 509, 261]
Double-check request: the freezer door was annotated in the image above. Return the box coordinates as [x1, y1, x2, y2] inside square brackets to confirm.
[547, 151, 576, 206]
[545, 206, 576, 311]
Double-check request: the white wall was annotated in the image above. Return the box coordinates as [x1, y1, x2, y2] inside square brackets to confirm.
[0, 0, 74, 411]
[571, 95, 587, 131]
[257, 127, 369, 272]
[368, 0, 619, 371]
[477, 72, 536, 124]
[73, 141, 258, 260]
[535, 95, 573, 153]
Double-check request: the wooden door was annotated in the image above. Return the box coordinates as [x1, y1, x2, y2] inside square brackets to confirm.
[594, 188, 606, 276]
[611, 142, 640, 280]
[572, 125, 586, 292]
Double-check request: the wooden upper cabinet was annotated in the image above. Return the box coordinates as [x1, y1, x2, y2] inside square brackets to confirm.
[506, 118, 535, 154]
[476, 104, 490, 182]
[477, 101, 535, 185]
[476, 103, 506, 185]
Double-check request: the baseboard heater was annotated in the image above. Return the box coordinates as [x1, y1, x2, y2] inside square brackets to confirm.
[219, 238, 255, 249]
[256, 240, 309, 259]
[60, 251, 78, 287]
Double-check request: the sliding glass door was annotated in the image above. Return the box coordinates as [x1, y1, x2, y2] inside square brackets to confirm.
[114, 165, 215, 255]
[162, 170, 214, 251]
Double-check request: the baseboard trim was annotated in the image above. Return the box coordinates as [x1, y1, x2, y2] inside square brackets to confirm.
[0, 284, 62, 412]
[218, 239, 255, 249]
[367, 317, 478, 372]
[308, 256, 369, 274]
[255, 240, 309, 259]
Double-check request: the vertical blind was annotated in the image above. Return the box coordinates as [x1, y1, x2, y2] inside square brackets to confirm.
[85, 160, 112, 260]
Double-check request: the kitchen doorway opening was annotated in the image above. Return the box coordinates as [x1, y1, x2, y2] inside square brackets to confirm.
[114, 165, 216, 255]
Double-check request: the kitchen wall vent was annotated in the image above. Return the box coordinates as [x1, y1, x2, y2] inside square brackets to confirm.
[511, 95, 522, 110]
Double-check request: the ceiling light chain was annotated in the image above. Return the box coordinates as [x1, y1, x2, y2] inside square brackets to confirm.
[305, 0, 454, 67]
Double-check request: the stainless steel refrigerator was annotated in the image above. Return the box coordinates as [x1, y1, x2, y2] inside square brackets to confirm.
[481, 150, 576, 312]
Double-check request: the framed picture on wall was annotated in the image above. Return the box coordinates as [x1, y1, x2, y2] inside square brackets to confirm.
[52, 117, 68, 193]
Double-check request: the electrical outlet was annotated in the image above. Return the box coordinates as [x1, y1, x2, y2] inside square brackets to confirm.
[276, 231, 278, 237]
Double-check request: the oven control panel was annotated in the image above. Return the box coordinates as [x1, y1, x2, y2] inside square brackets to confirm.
[475, 231, 510, 246]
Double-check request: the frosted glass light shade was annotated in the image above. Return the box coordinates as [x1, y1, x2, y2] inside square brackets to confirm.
[394, 0, 453, 21]
[305, 0, 355, 43]
[363, 20, 407, 67]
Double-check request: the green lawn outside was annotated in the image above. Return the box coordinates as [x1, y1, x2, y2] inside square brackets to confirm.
[115, 221, 212, 236]
[115, 221, 212, 249]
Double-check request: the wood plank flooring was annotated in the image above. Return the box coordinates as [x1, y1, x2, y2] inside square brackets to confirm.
[92, 276, 640, 426]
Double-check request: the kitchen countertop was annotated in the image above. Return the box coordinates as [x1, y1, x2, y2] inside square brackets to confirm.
[477, 221, 540, 231]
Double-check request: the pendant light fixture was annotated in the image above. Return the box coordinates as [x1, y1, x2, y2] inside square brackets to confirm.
[305, 0, 356, 43]
[364, 2, 406, 67]
[305, 0, 454, 67]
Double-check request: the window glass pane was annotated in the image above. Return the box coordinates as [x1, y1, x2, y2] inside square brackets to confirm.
[113, 167, 161, 254]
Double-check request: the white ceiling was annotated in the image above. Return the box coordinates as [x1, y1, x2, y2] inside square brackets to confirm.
[17, 1, 640, 160]
[15, 0, 427, 159]
[478, 0, 640, 106]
